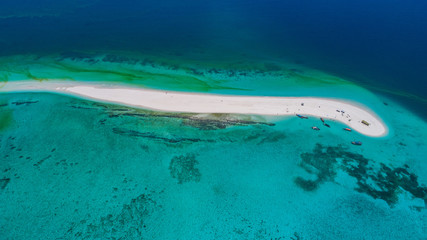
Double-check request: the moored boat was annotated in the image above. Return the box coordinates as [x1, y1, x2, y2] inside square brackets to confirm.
[343, 128, 352, 131]
[312, 126, 320, 130]
[362, 120, 370, 126]
[296, 114, 308, 119]
[351, 141, 362, 145]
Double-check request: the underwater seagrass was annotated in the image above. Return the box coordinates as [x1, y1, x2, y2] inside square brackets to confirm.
[169, 154, 201, 184]
[295, 144, 427, 208]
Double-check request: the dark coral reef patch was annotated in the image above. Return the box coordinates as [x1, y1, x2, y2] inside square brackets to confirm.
[169, 154, 201, 184]
[69, 101, 274, 131]
[295, 144, 427, 208]
[67, 193, 158, 239]
[0, 178, 10, 190]
[112, 128, 206, 144]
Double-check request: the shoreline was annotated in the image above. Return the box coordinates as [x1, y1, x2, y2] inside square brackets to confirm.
[0, 80, 388, 137]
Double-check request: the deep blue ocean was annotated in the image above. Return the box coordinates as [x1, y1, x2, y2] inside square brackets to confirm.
[0, 0, 426, 117]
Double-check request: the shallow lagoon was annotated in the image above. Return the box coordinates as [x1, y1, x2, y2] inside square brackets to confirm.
[0, 55, 426, 238]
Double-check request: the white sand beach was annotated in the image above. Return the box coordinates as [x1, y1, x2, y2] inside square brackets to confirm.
[0, 80, 388, 137]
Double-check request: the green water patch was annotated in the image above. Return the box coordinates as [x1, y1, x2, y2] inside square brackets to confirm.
[295, 144, 427, 209]
[1, 52, 371, 97]
[0, 107, 14, 131]
[59, 50, 286, 73]
[2, 53, 250, 92]
[0, 72, 10, 87]
[55, 57, 251, 92]
[0, 52, 395, 140]
[0, 96, 41, 131]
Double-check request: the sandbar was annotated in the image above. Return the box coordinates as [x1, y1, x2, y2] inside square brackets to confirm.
[0, 80, 388, 137]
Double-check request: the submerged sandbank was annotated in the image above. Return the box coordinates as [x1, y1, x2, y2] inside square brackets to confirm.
[0, 80, 388, 137]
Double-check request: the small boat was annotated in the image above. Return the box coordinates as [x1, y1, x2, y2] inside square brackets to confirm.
[312, 126, 320, 130]
[323, 123, 330, 128]
[343, 128, 352, 131]
[320, 118, 325, 123]
[362, 120, 370, 126]
[296, 114, 308, 119]
[351, 141, 362, 145]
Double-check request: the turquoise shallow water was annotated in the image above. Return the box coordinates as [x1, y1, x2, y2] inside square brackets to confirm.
[0, 87, 426, 239]
[0, 53, 389, 106]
